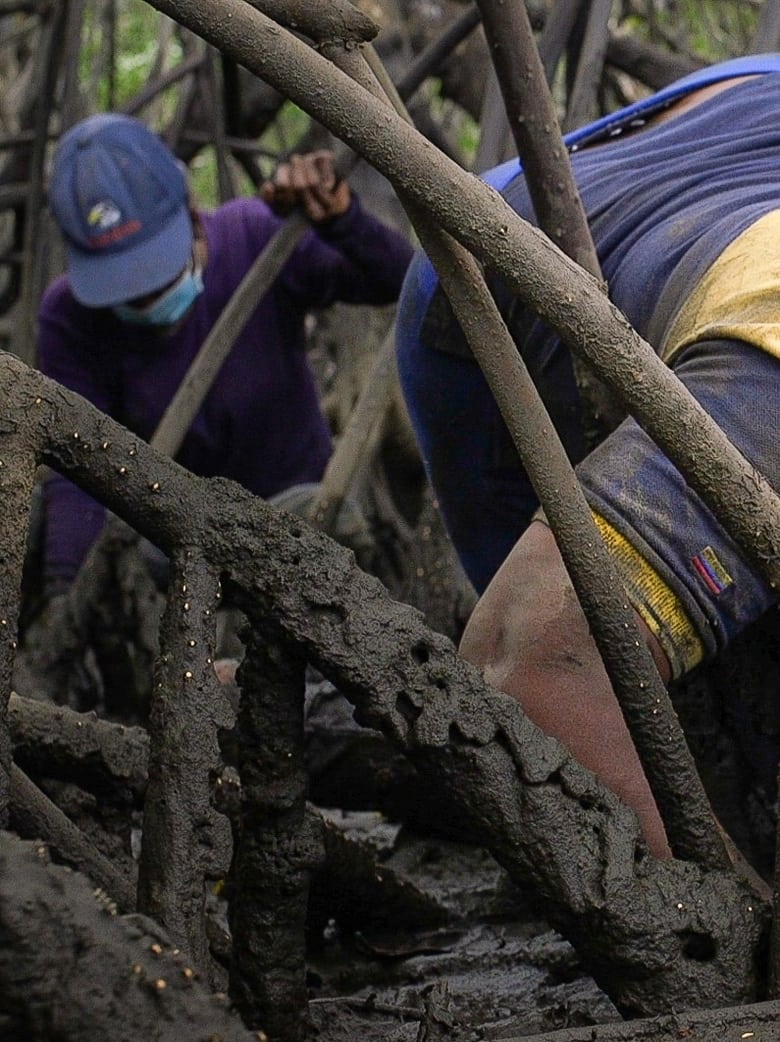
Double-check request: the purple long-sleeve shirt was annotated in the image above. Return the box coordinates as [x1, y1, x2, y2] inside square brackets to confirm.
[37, 194, 413, 588]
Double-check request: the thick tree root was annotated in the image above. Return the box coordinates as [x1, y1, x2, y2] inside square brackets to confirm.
[0, 832, 261, 1042]
[0, 354, 772, 1014]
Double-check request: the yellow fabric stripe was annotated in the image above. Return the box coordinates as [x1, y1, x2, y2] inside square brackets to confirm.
[592, 512, 704, 678]
[662, 209, 780, 364]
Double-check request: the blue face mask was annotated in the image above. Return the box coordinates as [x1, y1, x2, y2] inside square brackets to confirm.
[113, 261, 204, 327]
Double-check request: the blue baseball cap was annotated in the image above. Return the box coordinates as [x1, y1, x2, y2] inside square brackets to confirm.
[49, 113, 193, 308]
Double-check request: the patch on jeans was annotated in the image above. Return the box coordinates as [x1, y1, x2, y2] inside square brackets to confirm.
[691, 546, 733, 595]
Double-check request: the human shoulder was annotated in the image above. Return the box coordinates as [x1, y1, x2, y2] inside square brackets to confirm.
[40, 273, 77, 315]
[203, 196, 279, 232]
[199, 196, 284, 258]
[38, 273, 108, 374]
[39, 273, 103, 334]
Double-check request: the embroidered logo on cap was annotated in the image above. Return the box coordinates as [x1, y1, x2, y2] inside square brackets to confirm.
[691, 546, 733, 595]
[85, 199, 141, 249]
[87, 200, 121, 229]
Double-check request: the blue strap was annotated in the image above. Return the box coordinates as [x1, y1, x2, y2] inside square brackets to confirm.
[407, 56, 780, 309]
[483, 53, 780, 191]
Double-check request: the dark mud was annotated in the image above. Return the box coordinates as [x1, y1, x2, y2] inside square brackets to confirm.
[305, 820, 619, 1042]
[7, 657, 780, 1040]
[221, 673, 621, 1040]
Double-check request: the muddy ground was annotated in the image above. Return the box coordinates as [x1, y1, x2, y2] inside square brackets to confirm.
[292, 675, 615, 1041]
[304, 820, 620, 1042]
[253, 667, 780, 1042]
[7, 667, 780, 1042]
[8, 576, 780, 1041]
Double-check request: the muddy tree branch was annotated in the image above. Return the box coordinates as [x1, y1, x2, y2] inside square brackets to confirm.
[0, 435, 36, 824]
[246, 0, 378, 44]
[563, 0, 612, 130]
[9, 763, 136, 911]
[477, 0, 600, 274]
[0, 832, 259, 1042]
[137, 548, 233, 974]
[0, 352, 767, 1013]
[605, 31, 701, 90]
[473, 0, 622, 475]
[229, 634, 319, 1040]
[8, 692, 149, 802]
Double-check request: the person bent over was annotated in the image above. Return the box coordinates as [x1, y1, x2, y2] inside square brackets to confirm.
[396, 57, 780, 858]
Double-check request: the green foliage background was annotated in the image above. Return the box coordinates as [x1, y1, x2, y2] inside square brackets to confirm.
[73, 0, 766, 208]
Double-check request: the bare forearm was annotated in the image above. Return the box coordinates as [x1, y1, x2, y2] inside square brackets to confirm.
[460, 520, 672, 858]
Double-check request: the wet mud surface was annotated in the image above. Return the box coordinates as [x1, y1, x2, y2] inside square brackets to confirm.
[7, 626, 780, 1040]
[223, 677, 621, 1038]
[304, 813, 619, 1042]
[9, 660, 779, 1040]
[293, 656, 780, 1042]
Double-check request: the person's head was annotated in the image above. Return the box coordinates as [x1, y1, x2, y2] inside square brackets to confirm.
[49, 113, 199, 320]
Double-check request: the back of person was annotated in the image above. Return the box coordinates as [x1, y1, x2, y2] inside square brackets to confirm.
[397, 64, 780, 599]
[395, 57, 780, 859]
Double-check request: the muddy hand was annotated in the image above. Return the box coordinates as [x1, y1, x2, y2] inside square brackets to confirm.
[260, 151, 351, 222]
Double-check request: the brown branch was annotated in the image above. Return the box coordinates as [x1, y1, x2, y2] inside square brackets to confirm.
[474, 0, 621, 445]
[8, 692, 149, 802]
[245, 0, 379, 43]
[228, 635, 320, 1039]
[563, 0, 613, 131]
[538, 0, 585, 84]
[396, 4, 482, 102]
[202, 48, 235, 203]
[16, 516, 142, 702]
[136, 549, 233, 972]
[0, 0, 44, 12]
[14, 2, 64, 365]
[0, 436, 36, 824]
[754, 0, 780, 51]
[120, 51, 206, 117]
[476, 0, 599, 274]
[306, 318, 396, 533]
[605, 31, 702, 90]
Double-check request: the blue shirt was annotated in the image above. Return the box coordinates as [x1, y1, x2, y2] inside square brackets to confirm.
[396, 57, 780, 592]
